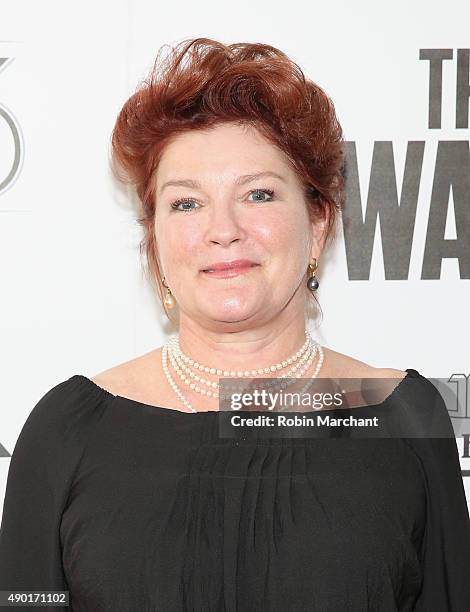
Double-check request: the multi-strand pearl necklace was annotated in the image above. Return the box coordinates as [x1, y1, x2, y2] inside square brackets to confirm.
[161, 330, 325, 413]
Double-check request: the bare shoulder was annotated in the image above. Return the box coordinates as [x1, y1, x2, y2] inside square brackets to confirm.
[90, 347, 164, 397]
[320, 346, 408, 406]
[321, 346, 407, 380]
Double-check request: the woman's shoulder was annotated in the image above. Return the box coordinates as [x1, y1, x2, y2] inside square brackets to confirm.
[17, 374, 113, 451]
[88, 347, 169, 407]
[318, 346, 413, 407]
[321, 348, 455, 440]
[320, 346, 407, 380]
[7, 375, 113, 496]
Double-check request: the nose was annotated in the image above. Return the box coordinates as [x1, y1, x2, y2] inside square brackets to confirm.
[204, 200, 245, 247]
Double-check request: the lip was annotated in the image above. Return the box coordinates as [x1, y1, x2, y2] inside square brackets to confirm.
[201, 259, 259, 278]
[201, 259, 258, 272]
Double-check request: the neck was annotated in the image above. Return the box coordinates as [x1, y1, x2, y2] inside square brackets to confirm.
[175, 313, 310, 372]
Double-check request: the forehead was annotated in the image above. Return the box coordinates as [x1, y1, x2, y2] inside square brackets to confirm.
[156, 122, 293, 185]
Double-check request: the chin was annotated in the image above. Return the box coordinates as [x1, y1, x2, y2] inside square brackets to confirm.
[201, 300, 257, 323]
[208, 309, 254, 323]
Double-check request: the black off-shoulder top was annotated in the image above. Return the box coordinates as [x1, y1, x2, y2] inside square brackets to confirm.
[0, 368, 469, 611]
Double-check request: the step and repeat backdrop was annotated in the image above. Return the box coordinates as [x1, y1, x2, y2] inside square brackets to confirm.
[1, 0, 469, 514]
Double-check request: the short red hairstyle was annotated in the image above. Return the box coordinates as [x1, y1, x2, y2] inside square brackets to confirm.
[111, 37, 345, 316]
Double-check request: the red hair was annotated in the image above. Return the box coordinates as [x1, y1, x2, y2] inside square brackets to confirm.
[111, 37, 346, 316]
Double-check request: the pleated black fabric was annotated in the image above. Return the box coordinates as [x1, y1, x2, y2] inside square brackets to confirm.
[1, 368, 469, 611]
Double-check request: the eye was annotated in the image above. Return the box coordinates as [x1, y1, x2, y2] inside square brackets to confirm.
[170, 197, 200, 212]
[169, 188, 275, 212]
[247, 188, 275, 203]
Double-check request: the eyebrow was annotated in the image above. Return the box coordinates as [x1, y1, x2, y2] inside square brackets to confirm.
[158, 171, 287, 195]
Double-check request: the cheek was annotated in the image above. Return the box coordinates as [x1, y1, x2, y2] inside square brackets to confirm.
[157, 221, 205, 263]
[252, 215, 311, 282]
[252, 214, 308, 253]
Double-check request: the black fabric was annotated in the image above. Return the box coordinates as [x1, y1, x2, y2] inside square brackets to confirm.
[0, 369, 469, 611]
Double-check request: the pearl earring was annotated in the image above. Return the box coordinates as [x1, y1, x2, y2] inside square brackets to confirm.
[307, 259, 319, 292]
[161, 276, 176, 309]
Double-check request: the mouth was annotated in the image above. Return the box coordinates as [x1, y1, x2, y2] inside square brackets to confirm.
[201, 263, 259, 278]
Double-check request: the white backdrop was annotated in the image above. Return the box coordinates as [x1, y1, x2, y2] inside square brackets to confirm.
[1, 0, 469, 518]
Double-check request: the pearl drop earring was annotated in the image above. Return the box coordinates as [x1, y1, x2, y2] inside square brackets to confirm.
[307, 259, 319, 292]
[161, 277, 176, 309]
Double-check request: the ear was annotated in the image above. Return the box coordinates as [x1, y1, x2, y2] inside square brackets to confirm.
[309, 205, 330, 260]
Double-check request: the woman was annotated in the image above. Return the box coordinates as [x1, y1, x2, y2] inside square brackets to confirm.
[1, 37, 469, 611]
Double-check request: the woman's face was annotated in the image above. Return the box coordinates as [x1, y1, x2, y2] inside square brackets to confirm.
[154, 122, 323, 329]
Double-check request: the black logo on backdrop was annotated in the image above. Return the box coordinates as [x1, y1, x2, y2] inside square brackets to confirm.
[343, 49, 470, 280]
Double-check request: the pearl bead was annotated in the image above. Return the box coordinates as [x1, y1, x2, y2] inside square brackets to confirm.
[164, 293, 176, 309]
[161, 330, 323, 412]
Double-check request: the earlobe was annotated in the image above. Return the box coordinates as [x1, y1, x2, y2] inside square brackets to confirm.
[310, 214, 328, 254]
[309, 223, 325, 259]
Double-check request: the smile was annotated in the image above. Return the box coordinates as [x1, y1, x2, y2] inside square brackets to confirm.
[201, 264, 259, 279]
